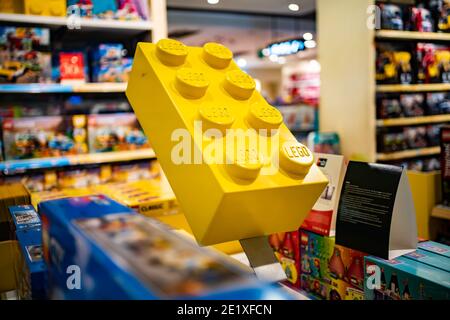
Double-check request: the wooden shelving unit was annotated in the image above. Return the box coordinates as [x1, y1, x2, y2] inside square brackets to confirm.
[318, 0, 450, 163]
[376, 146, 441, 161]
[377, 114, 450, 127]
[0, 13, 152, 34]
[376, 29, 450, 42]
[377, 83, 450, 93]
[432, 205, 450, 221]
[0, 82, 127, 93]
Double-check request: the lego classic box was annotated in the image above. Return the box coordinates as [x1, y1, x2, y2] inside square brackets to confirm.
[2, 115, 88, 160]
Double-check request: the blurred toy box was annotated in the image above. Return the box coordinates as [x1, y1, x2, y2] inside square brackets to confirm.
[0, 26, 52, 83]
[416, 43, 450, 84]
[15, 227, 47, 299]
[39, 195, 287, 299]
[111, 159, 160, 183]
[67, 0, 149, 20]
[88, 113, 150, 153]
[59, 52, 87, 84]
[418, 240, 450, 259]
[2, 115, 88, 160]
[91, 43, 132, 83]
[9, 205, 41, 234]
[364, 253, 450, 300]
[93, 179, 177, 217]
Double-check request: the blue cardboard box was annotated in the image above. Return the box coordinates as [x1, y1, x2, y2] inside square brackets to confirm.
[404, 249, 450, 273]
[418, 241, 450, 259]
[39, 195, 288, 300]
[364, 255, 450, 300]
[9, 205, 41, 232]
[15, 228, 47, 299]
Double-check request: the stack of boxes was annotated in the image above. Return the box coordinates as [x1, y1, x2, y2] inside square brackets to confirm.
[364, 241, 450, 300]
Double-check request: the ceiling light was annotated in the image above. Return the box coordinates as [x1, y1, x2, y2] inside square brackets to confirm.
[303, 32, 313, 41]
[288, 3, 300, 11]
[269, 54, 278, 62]
[237, 58, 247, 68]
[304, 40, 316, 49]
[262, 48, 270, 57]
[207, 0, 219, 4]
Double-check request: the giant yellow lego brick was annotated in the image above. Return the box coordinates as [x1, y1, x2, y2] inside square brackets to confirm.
[126, 39, 328, 246]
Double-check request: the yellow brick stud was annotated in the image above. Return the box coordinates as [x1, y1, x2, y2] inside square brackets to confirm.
[203, 42, 233, 69]
[224, 70, 256, 100]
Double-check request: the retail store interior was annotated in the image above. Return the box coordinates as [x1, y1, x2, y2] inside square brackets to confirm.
[0, 0, 449, 301]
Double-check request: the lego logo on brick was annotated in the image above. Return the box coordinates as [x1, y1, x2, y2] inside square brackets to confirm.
[279, 141, 314, 177]
[175, 68, 209, 99]
[224, 70, 256, 100]
[203, 42, 233, 69]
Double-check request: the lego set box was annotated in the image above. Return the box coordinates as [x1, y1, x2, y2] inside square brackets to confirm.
[2, 115, 88, 160]
[39, 195, 288, 299]
[87, 113, 150, 153]
[364, 245, 450, 300]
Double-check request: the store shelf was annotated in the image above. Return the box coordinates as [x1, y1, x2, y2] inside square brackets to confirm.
[431, 205, 450, 221]
[377, 83, 450, 93]
[376, 30, 450, 42]
[0, 83, 127, 93]
[0, 149, 155, 175]
[376, 146, 440, 161]
[0, 13, 152, 33]
[377, 114, 450, 127]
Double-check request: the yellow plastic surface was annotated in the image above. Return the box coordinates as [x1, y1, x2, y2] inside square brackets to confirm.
[126, 39, 328, 245]
[24, 0, 66, 16]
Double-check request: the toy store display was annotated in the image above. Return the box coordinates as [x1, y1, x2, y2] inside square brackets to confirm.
[87, 113, 149, 153]
[126, 39, 328, 246]
[416, 43, 450, 84]
[2, 115, 88, 161]
[376, 43, 413, 85]
[0, 27, 52, 84]
[377, 92, 450, 119]
[39, 195, 288, 299]
[364, 242, 450, 300]
[91, 43, 132, 83]
[378, 1, 450, 33]
[306, 132, 341, 155]
[277, 105, 316, 133]
[0, 184, 30, 222]
[377, 123, 446, 154]
[67, 0, 149, 21]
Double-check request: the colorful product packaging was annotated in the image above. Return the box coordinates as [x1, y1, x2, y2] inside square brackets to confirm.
[59, 52, 87, 83]
[15, 227, 47, 300]
[417, 43, 450, 84]
[300, 153, 345, 237]
[2, 115, 88, 160]
[87, 113, 150, 153]
[418, 240, 450, 259]
[0, 27, 52, 83]
[364, 255, 450, 300]
[39, 195, 288, 299]
[9, 205, 41, 233]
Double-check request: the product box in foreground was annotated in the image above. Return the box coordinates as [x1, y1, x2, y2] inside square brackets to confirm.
[364, 255, 450, 300]
[39, 195, 288, 299]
